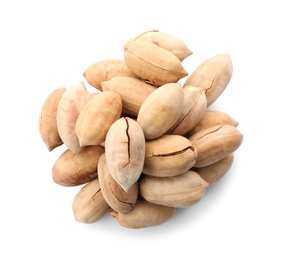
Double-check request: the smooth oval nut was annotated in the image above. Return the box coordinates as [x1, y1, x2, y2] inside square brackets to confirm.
[75, 91, 122, 147]
[109, 198, 176, 229]
[137, 82, 184, 140]
[125, 29, 193, 61]
[39, 87, 66, 151]
[185, 110, 239, 138]
[72, 178, 110, 224]
[56, 81, 93, 153]
[139, 170, 209, 208]
[52, 145, 105, 186]
[105, 117, 145, 192]
[193, 153, 234, 185]
[124, 41, 188, 86]
[168, 86, 207, 136]
[101, 76, 157, 117]
[143, 134, 198, 177]
[83, 59, 138, 91]
[189, 125, 243, 167]
[98, 153, 138, 214]
[183, 54, 233, 107]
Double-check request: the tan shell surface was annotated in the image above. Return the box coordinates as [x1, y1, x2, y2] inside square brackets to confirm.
[83, 59, 138, 91]
[105, 117, 145, 192]
[189, 125, 243, 167]
[56, 81, 93, 153]
[184, 54, 233, 107]
[185, 110, 239, 137]
[52, 145, 105, 186]
[109, 199, 176, 229]
[139, 170, 209, 208]
[143, 134, 198, 177]
[39, 87, 66, 151]
[194, 153, 234, 185]
[168, 86, 207, 136]
[72, 178, 109, 224]
[98, 154, 138, 214]
[101, 76, 157, 117]
[124, 41, 188, 86]
[75, 91, 122, 147]
[137, 82, 184, 140]
[125, 29, 192, 61]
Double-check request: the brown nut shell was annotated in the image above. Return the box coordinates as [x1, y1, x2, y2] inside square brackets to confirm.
[105, 117, 145, 192]
[124, 41, 188, 86]
[98, 154, 138, 214]
[189, 125, 243, 167]
[168, 86, 207, 136]
[52, 145, 105, 186]
[39, 87, 66, 151]
[109, 198, 176, 229]
[72, 178, 109, 224]
[137, 82, 184, 140]
[143, 134, 198, 177]
[184, 54, 233, 107]
[56, 81, 93, 153]
[101, 76, 157, 117]
[194, 153, 234, 185]
[83, 59, 138, 91]
[75, 91, 122, 147]
[139, 170, 209, 208]
[125, 29, 192, 61]
[185, 110, 239, 138]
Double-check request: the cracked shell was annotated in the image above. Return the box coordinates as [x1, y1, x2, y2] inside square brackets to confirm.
[125, 29, 193, 61]
[185, 110, 239, 138]
[109, 198, 176, 229]
[183, 54, 233, 107]
[143, 134, 198, 177]
[105, 117, 145, 192]
[124, 41, 188, 86]
[72, 178, 109, 224]
[98, 153, 138, 214]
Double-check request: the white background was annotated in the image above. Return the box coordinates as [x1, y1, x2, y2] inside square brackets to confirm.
[1, 1, 287, 259]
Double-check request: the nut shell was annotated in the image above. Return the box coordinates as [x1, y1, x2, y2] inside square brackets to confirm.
[98, 154, 138, 214]
[143, 134, 198, 177]
[52, 145, 105, 186]
[189, 125, 243, 167]
[72, 178, 109, 223]
[39, 87, 66, 151]
[105, 117, 145, 192]
[139, 170, 209, 208]
[137, 82, 184, 140]
[124, 41, 188, 86]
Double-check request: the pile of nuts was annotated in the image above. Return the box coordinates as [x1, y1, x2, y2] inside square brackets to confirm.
[39, 30, 243, 229]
